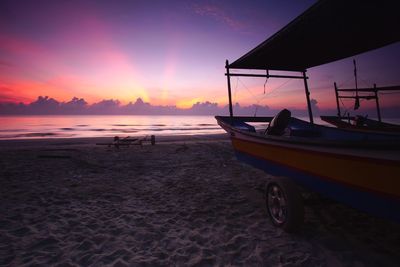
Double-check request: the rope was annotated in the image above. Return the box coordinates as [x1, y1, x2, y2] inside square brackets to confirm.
[233, 77, 239, 103]
[337, 76, 355, 88]
[339, 97, 349, 117]
[254, 79, 294, 116]
[234, 76, 293, 117]
[258, 79, 292, 100]
[237, 78, 257, 98]
[358, 75, 373, 87]
[253, 106, 259, 117]
[263, 70, 269, 94]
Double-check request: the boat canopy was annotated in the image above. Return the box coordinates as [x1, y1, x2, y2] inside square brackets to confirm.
[229, 0, 400, 71]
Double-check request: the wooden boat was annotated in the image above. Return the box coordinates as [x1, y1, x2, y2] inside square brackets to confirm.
[215, 0, 400, 232]
[216, 114, 400, 231]
[320, 82, 400, 133]
[321, 115, 400, 133]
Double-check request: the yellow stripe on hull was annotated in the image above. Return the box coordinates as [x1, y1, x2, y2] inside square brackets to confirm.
[232, 138, 400, 198]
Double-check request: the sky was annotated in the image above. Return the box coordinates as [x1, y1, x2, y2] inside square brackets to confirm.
[1, 0, 399, 115]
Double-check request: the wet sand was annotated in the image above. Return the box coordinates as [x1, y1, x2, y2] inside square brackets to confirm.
[0, 135, 399, 266]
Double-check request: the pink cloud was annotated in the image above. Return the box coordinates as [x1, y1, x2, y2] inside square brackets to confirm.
[192, 4, 247, 31]
[0, 60, 13, 68]
[0, 85, 32, 103]
[0, 34, 42, 55]
[0, 33, 73, 77]
[0, 11, 144, 104]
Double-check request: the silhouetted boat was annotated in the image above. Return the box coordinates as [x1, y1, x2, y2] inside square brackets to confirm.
[321, 115, 400, 133]
[215, 0, 400, 232]
[321, 82, 400, 133]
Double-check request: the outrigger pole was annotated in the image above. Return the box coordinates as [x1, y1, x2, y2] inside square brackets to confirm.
[225, 61, 315, 124]
[225, 60, 233, 118]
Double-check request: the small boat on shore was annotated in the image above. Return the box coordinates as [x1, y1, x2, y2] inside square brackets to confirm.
[321, 115, 400, 133]
[216, 0, 400, 232]
[321, 81, 400, 133]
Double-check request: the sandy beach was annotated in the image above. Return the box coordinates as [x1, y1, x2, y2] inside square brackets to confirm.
[0, 134, 399, 266]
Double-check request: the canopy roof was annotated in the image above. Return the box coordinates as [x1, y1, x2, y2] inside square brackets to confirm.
[229, 0, 400, 71]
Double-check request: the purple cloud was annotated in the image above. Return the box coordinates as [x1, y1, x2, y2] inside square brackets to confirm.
[0, 96, 398, 118]
[192, 3, 246, 32]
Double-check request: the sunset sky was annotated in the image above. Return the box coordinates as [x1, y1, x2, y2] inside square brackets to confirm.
[1, 0, 399, 111]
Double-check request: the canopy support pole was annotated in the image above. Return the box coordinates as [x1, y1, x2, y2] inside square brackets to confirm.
[302, 70, 314, 124]
[226, 60, 233, 118]
[334, 82, 341, 117]
[374, 84, 382, 122]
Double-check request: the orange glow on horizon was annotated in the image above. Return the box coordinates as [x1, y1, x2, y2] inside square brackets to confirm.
[176, 98, 202, 109]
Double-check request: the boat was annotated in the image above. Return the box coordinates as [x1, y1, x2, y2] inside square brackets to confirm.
[215, 0, 400, 232]
[320, 115, 400, 133]
[320, 81, 400, 133]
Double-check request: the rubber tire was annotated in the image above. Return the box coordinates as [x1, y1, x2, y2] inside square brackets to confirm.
[266, 177, 304, 233]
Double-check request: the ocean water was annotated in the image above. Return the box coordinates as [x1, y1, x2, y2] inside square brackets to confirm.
[0, 115, 398, 140]
[0, 115, 224, 140]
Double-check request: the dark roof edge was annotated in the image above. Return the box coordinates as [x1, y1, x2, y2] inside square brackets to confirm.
[228, 0, 324, 69]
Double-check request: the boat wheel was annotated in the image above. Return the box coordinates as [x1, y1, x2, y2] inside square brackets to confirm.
[267, 184, 287, 224]
[266, 177, 304, 232]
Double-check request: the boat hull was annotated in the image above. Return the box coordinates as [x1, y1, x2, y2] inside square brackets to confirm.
[231, 136, 400, 221]
[216, 116, 400, 222]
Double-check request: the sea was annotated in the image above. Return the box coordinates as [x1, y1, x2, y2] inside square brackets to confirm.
[0, 115, 399, 140]
[0, 115, 225, 140]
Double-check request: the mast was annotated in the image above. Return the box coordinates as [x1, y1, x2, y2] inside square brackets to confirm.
[225, 60, 233, 118]
[334, 82, 341, 117]
[374, 84, 382, 122]
[302, 70, 314, 124]
[353, 59, 360, 110]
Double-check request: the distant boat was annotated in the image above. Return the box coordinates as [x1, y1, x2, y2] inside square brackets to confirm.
[321, 115, 400, 133]
[215, 0, 400, 232]
[321, 81, 400, 133]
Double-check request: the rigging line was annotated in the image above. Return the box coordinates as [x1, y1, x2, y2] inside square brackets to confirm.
[252, 79, 293, 117]
[253, 105, 259, 117]
[263, 70, 269, 94]
[270, 78, 292, 93]
[238, 77, 293, 115]
[237, 78, 257, 99]
[257, 78, 292, 102]
[356, 71, 374, 86]
[243, 77, 293, 105]
[339, 96, 349, 115]
[337, 76, 355, 88]
[233, 77, 239, 102]
[357, 74, 373, 87]
[256, 70, 269, 116]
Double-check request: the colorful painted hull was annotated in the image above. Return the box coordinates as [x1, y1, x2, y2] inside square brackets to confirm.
[216, 116, 400, 222]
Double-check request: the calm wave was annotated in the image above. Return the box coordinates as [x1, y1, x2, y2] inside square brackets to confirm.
[1, 115, 398, 140]
[0, 115, 225, 140]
